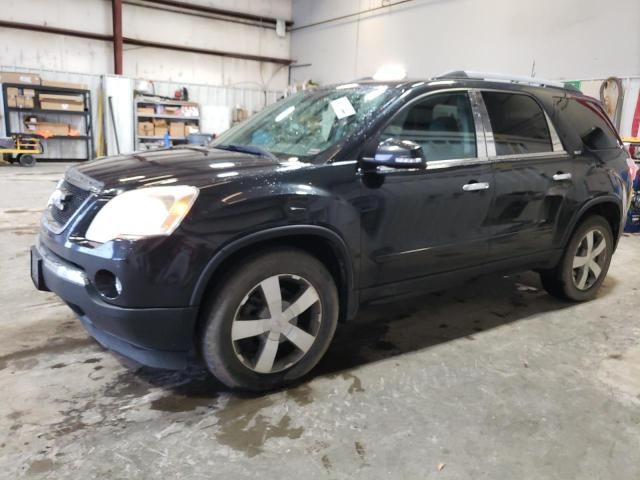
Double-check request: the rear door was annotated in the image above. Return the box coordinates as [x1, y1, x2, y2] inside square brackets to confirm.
[480, 90, 574, 260]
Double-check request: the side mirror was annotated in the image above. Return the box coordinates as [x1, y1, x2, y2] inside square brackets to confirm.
[363, 138, 426, 169]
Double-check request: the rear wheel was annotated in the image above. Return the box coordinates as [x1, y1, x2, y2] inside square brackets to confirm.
[200, 248, 339, 391]
[540, 215, 613, 301]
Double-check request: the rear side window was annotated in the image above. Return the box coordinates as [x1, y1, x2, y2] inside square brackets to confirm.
[482, 92, 552, 155]
[554, 97, 620, 150]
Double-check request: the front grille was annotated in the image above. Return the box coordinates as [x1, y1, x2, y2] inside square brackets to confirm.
[48, 180, 92, 228]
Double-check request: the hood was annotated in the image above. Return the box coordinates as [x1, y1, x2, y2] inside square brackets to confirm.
[70, 146, 299, 194]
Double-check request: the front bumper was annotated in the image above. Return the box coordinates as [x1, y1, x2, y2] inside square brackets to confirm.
[31, 241, 198, 369]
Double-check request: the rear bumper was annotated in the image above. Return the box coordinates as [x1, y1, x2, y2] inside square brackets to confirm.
[31, 241, 198, 369]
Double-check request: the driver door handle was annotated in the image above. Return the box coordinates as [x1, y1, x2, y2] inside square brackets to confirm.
[553, 172, 572, 181]
[462, 182, 490, 192]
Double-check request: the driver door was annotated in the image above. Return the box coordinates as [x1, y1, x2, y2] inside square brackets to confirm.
[359, 90, 495, 292]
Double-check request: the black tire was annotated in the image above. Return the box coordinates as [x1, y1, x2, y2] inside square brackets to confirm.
[18, 154, 36, 167]
[200, 248, 339, 391]
[540, 215, 613, 301]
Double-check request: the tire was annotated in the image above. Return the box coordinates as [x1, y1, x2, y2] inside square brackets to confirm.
[200, 248, 339, 391]
[540, 215, 613, 301]
[18, 154, 36, 167]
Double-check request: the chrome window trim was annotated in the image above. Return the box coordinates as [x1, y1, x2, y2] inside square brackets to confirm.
[470, 89, 496, 157]
[467, 89, 489, 160]
[489, 151, 570, 162]
[426, 157, 491, 170]
[543, 110, 565, 152]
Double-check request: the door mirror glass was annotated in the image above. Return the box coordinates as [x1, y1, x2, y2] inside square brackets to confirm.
[364, 138, 426, 169]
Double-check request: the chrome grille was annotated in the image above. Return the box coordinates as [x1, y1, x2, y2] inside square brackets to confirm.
[47, 180, 92, 230]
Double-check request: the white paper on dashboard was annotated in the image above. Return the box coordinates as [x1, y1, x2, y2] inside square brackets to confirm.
[330, 97, 356, 119]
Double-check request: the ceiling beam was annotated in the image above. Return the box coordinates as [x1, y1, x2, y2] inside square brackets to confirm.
[0, 20, 292, 66]
[137, 0, 293, 27]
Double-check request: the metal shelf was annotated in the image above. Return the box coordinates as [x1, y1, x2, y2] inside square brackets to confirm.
[10, 133, 90, 140]
[7, 107, 89, 116]
[134, 95, 200, 150]
[2, 82, 90, 94]
[138, 135, 187, 140]
[136, 113, 199, 120]
[136, 96, 198, 106]
[2, 82, 94, 161]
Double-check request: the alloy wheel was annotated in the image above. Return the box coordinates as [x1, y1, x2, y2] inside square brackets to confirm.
[572, 229, 607, 291]
[230, 274, 322, 374]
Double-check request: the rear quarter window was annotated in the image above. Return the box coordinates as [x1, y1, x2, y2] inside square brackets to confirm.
[553, 97, 620, 150]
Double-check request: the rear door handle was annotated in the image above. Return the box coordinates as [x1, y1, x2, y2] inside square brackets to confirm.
[462, 182, 490, 192]
[553, 172, 572, 181]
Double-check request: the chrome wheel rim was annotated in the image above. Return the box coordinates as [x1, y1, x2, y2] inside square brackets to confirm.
[231, 274, 322, 374]
[572, 229, 607, 291]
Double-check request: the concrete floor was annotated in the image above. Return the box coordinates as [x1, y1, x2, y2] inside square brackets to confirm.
[1, 161, 639, 479]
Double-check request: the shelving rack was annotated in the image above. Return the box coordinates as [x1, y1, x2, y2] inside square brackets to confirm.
[134, 95, 200, 150]
[1, 83, 94, 161]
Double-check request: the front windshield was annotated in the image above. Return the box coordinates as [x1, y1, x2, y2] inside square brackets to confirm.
[212, 85, 397, 161]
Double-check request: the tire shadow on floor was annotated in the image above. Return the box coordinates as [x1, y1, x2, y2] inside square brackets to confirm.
[129, 269, 604, 399]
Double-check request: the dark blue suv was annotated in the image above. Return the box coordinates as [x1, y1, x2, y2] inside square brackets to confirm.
[31, 72, 635, 391]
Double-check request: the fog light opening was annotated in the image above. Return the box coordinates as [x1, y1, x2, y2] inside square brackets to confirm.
[94, 270, 122, 299]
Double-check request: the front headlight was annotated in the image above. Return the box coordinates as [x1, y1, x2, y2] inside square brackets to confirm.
[85, 185, 199, 243]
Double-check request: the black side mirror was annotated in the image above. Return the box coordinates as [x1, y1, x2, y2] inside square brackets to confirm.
[363, 138, 426, 169]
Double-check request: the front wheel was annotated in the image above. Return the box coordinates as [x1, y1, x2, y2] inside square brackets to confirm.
[540, 215, 613, 301]
[200, 248, 339, 391]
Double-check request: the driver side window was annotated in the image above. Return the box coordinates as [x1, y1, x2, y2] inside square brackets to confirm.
[382, 92, 477, 161]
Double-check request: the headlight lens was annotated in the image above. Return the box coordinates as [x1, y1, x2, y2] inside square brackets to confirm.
[85, 185, 199, 243]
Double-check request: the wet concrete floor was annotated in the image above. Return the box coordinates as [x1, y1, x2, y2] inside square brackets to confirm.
[1, 162, 639, 478]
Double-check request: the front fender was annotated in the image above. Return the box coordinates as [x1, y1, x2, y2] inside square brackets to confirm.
[189, 224, 359, 320]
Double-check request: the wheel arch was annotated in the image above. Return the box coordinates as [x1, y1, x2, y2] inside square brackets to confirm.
[191, 225, 359, 323]
[563, 196, 622, 250]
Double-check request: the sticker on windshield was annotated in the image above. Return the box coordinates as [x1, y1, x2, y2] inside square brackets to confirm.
[330, 97, 356, 119]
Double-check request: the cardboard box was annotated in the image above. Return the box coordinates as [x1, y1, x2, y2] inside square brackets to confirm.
[152, 119, 167, 137]
[41, 79, 88, 90]
[137, 106, 155, 115]
[185, 124, 200, 135]
[0, 72, 41, 85]
[164, 106, 180, 115]
[16, 95, 34, 109]
[6, 87, 19, 107]
[39, 93, 84, 112]
[138, 121, 154, 136]
[34, 122, 70, 137]
[23, 89, 35, 97]
[154, 127, 168, 137]
[169, 122, 185, 138]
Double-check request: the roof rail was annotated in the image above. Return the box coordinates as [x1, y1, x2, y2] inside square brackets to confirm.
[435, 70, 579, 92]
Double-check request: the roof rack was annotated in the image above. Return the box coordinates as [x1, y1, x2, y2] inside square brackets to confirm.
[435, 70, 579, 91]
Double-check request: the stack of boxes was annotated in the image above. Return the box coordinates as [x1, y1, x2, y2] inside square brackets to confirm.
[6, 87, 35, 109]
[39, 93, 85, 112]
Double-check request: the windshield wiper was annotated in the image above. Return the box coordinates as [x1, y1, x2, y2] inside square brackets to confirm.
[214, 144, 277, 161]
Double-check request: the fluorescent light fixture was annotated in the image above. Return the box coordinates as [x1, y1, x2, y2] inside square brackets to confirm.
[373, 64, 407, 81]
